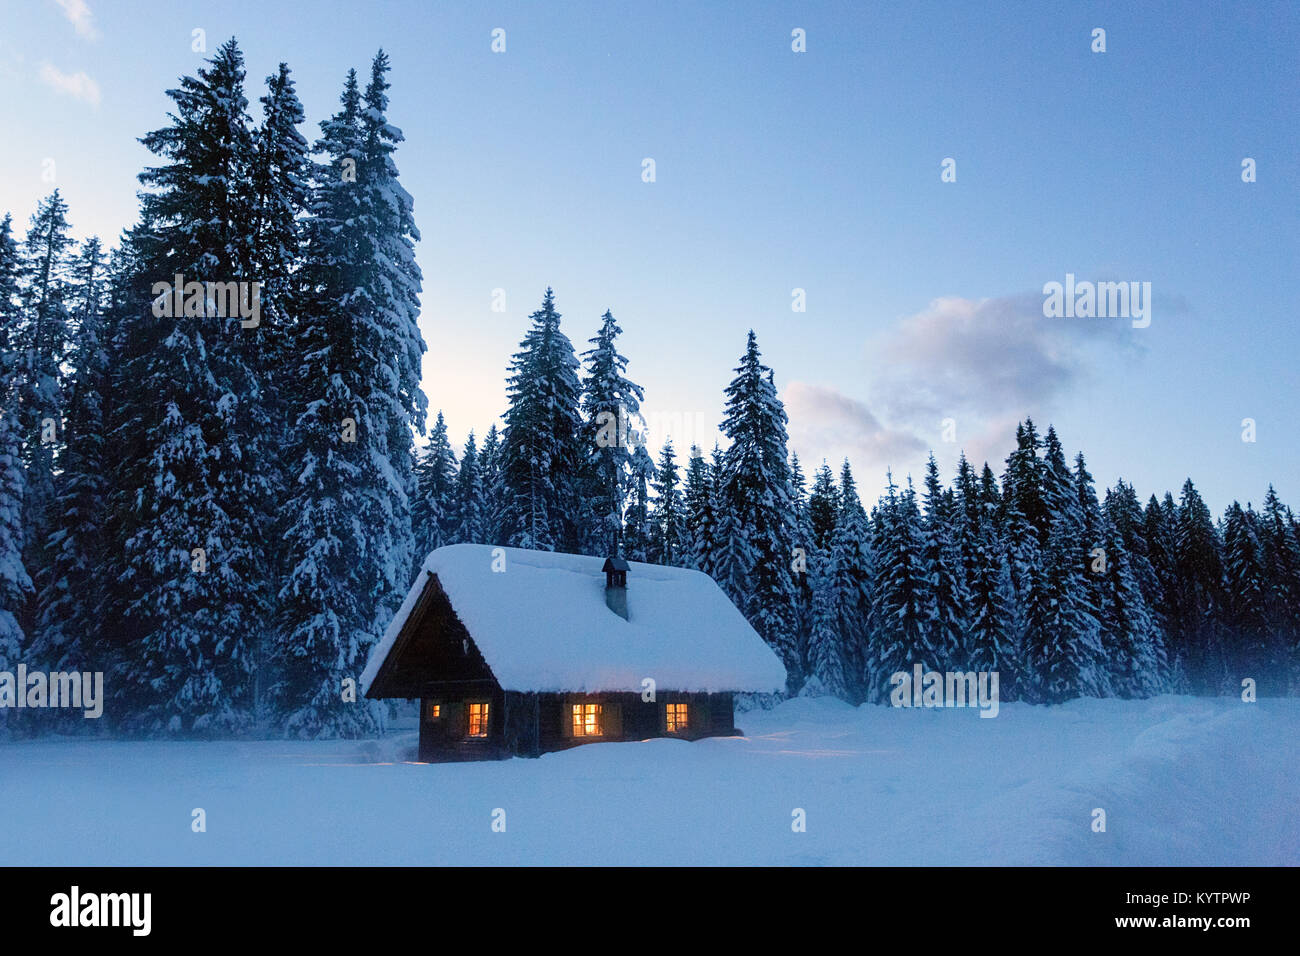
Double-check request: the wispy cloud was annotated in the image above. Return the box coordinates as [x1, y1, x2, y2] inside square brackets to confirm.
[786, 288, 1175, 483]
[38, 62, 101, 106]
[51, 0, 97, 40]
[783, 381, 926, 475]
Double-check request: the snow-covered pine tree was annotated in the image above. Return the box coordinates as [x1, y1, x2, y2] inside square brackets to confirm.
[808, 462, 839, 553]
[716, 334, 799, 687]
[681, 444, 717, 574]
[649, 439, 683, 565]
[357, 50, 428, 592]
[118, 39, 268, 733]
[1002, 419, 1048, 542]
[249, 61, 309, 453]
[709, 443, 753, 604]
[478, 423, 503, 544]
[952, 453, 982, 585]
[1173, 479, 1226, 692]
[1030, 427, 1107, 702]
[1103, 480, 1164, 618]
[998, 424, 1043, 622]
[579, 309, 644, 556]
[32, 238, 110, 673]
[498, 288, 583, 552]
[829, 461, 872, 703]
[0, 214, 31, 678]
[412, 410, 457, 569]
[275, 58, 423, 738]
[920, 454, 969, 671]
[1259, 485, 1300, 687]
[787, 452, 815, 671]
[965, 480, 1015, 691]
[1074, 452, 1107, 655]
[453, 431, 486, 544]
[867, 474, 928, 703]
[241, 65, 311, 728]
[622, 441, 656, 561]
[15, 191, 76, 615]
[1095, 513, 1167, 698]
[801, 546, 847, 699]
[1222, 501, 1270, 685]
[96, 221, 156, 699]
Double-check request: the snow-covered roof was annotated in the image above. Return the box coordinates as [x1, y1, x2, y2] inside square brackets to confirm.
[361, 544, 787, 695]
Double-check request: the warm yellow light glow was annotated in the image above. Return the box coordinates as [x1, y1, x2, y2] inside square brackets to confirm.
[666, 703, 688, 733]
[468, 702, 489, 737]
[572, 703, 602, 737]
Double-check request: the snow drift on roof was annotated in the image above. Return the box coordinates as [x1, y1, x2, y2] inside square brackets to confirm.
[360, 544, 787, 695]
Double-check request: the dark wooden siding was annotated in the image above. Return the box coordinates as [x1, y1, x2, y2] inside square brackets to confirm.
[417, 688, 739, 762]
[417, 680, 506, 761]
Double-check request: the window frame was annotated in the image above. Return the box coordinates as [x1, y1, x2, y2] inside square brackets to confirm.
[571, 702, 603, 738]
[466, 700, 491, 738]
[424, 700, 442, 721]
[665, 702, 689, 734]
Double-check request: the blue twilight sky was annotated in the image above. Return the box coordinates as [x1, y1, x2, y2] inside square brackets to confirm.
[1, 0, 1296, 515]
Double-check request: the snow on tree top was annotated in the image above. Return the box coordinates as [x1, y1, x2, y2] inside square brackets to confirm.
[360, 543, 787, 695]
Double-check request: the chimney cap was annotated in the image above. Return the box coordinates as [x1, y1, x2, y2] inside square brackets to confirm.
[602, 557, 630, 573]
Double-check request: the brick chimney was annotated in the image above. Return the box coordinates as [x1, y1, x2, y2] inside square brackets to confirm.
[602, 557, 629, 620]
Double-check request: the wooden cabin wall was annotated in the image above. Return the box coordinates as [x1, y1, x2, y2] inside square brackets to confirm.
[418, 687, 739, 760]
[417, 680, 507, 762]
[535, 690, 738, 754]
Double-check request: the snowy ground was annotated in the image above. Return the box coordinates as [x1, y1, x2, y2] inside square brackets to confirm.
[1, 695, 1295, 865]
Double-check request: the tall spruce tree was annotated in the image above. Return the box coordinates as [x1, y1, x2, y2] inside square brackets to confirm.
[1222, 501, 1270, 685]
[920, 454, 969, 670]
[1096, 514, 1166, 697]
[801, 546, 847, 699]
[1173, 479, 1226, 691]
[32, 238, 110, 672]
[1030, 427, 1107, 702]
[412, 410, 457, 568]
[478, 423, 503, 543]
[966, 478, 1015, 691]
[579, 309, 644, 556]
[249, 61, 310, 473]
[0, 214, 30, 676]
[649, 440, 683, 565]
[808, 462, 839, 553]
[1259, 485, 1300, 686]
[868, 474, 928, 702]
[829, 461, 871, 702]
[716, 334, 799, 687]
[16, 191, 76, 614]
[622, 442, 656, 561]
[275, 54, 424, 737]
[787, 452, 815, 671]
[681, 444, 717, 574]
[453, 431, 486, 544]
[118, 39, 268, 732]
[498, 289, 583, 551]
[357, 49, 427, 589]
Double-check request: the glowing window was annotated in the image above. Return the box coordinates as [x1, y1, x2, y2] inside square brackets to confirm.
[425, 701, 441, 720]
[571, 703, 602, 737]
[467, 702, 490, 737]
[666, 703, 689, 733]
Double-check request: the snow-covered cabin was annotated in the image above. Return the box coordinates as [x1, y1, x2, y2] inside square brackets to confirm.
[361, 544, 787, 761]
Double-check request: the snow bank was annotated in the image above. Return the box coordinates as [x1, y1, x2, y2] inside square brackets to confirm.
[2, 696, 1293, 865]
